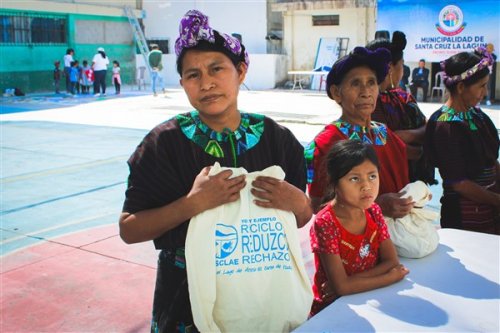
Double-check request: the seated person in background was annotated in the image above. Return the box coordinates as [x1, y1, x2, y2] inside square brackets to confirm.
[410, 59, 430, 102]
[309, 140, 409, 316]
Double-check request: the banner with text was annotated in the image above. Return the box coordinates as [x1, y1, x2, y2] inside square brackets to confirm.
[377, 0, 500, 62]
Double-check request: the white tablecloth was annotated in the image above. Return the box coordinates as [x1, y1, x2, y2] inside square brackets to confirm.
[294, 228, 500, 332]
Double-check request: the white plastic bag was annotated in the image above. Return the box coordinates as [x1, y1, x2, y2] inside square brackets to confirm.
[185, 163, 313, 332]
[385, 181, 440, 259]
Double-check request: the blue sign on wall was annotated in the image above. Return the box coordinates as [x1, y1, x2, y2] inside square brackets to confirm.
[377, 0, 500, 62]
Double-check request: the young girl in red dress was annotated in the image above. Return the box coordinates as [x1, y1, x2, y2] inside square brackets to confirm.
[309, 139, 409, 316]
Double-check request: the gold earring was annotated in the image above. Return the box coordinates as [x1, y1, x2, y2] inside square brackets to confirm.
[390, 75, 395, 89]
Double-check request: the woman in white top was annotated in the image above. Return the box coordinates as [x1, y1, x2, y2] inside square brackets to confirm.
[92, 47, 110, 96]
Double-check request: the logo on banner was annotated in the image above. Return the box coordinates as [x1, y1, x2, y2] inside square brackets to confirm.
[215, 224, 238, 259]
[436, 5, 466, 36]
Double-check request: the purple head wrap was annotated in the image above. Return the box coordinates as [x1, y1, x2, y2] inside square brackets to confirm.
[441, 46, 493, 86]
[326, 47, 391, 99]
[174, 10, 249, 67]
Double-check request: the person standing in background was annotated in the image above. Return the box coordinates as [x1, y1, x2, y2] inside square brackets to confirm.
[424, 47, 499, 234]
[63, 48, 74, 93]
[410, 59, 430, 102]
[92, 47, 109, 97]
[148, 43, 166, 96]
[485, 43, 497, 106]
[74, 60, 82, 94]
[366, 32, 435, 185]
[53, 61, 61, 94]
[400, 64, 410, 91]
[81, 60, 93, 94]
[112, 60, 121, 95]
[69, 61, 79, 95]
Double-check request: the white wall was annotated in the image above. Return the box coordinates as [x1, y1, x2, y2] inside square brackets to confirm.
[142, 0, 268, 55]
[244, 54, 289, 90]
[282, 7, 376, 70]
[136, 53, 288, 90]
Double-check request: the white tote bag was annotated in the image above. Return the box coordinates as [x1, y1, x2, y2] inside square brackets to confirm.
[385, 181, 440, 259]
[185, 163, 313, 333]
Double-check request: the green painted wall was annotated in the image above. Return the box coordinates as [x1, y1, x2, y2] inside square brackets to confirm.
[0, 9, 137, 93]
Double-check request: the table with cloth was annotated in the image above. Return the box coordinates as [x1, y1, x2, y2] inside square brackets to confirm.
[294, 228, 500, 332]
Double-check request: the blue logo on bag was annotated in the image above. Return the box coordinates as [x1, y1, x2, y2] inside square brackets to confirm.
[215, 224, 238, 259]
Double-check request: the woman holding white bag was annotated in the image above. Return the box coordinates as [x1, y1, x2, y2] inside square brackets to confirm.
[118, 10, 312, 333]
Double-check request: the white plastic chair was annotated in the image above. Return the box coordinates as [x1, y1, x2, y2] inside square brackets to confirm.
[431, 71, 446, 103]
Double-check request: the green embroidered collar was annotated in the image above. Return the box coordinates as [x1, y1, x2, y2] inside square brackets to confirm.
[437, 106, 478, 130]
[304, 120, 387, 184]
[176, 111, 265, 158]
[332, 120, 388, 145]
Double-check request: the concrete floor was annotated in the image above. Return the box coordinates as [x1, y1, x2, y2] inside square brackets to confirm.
[1, 87, 499, 331]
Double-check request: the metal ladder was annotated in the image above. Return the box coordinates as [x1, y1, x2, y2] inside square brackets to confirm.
[336, 37, 350, 58]
[124, 6, 152, 74]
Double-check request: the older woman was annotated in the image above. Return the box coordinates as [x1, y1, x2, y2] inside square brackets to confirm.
[119, 10, 312, 332]
[424, 47, 500, 234]
[366, 32, 435, 184]
[306, 47, 413, 218]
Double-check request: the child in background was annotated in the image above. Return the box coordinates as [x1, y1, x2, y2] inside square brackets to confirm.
[112, 60, 121, 95]
[53, 61, 61, 94]
[81, 60, 93, 94]
[74, 60, 82, 94]
[69, 61, 79, 95]
[309, 140, 409, 316]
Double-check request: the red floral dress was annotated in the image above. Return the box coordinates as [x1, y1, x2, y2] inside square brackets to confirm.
[309, 203, 390, 316]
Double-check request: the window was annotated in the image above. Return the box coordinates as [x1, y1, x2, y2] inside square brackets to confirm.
[0, 12, 67, 44]
[75, 20, 131, 44]
[312, 15, 339, 26]
[146, 39, 169, 54]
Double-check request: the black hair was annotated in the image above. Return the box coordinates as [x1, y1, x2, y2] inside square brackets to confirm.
[366, 31, 407, 65]
[66, 48, 74, 55]
[98, 51, 106, 59]
[321, 140, 379, 205]
[443, 50, 490, 94]
[113, 60, 120, 66]
[326, 47, 390, 99]
[176, 30, 246, 75]
[82, 60, 88, 66]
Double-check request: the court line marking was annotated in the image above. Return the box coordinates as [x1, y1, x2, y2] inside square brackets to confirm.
[0, 181, 124, 215]
[1, 155, 127, 184]
[0, 211, 117, 247]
